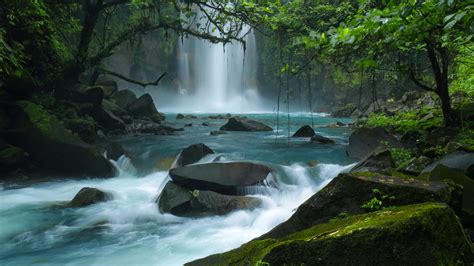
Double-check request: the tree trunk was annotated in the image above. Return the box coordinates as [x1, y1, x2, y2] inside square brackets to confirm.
[426, 42, 454, 127]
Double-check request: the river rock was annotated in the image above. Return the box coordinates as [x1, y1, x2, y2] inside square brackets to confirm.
[292, 125, 315, 137]
[175, 143, 215, 168]
[351, 148, 394, 173]
[70, 187, 111, 207]
[99, 107, 126, 130]
[111, 89, 137, 110]
[187, 203, 471, 266]
[347, 127, 403, 159]
[105, 141, 127, 161]
[421, 151, 474, 178]
[220, 117, 273, 132]
[202, 122, 210, 126]
[311, 134, 335, 144]
[127, 93, 158, 119]
[399, 156, 432, 176]
[157, 181, 261, 216]
[259, 173, 450, 239]
[176, 113, 185, 119]
[8, 101, 115, 177]
[169, 162, 272, 195]
[103, 99, 127, 117]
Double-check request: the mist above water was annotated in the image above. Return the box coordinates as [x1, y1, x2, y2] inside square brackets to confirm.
[156, 9, 271, 113]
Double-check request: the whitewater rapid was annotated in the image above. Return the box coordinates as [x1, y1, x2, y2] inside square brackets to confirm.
[0, 155, 353, 265]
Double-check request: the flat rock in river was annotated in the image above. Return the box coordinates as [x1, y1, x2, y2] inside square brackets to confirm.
[220, 117, 273, 132]
[169, 162, 272, 195]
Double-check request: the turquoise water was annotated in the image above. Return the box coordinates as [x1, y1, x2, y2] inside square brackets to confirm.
[0, 113, 355, 265]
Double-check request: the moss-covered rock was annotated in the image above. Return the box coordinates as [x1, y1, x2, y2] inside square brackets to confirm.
[8, 101, 115, 177]
[187, 203, 471, 265]
[259, 173, 450, 240]
[421, 164, 474, 227]
[0, 143, 29, 173]
[332, 103, 357, 118]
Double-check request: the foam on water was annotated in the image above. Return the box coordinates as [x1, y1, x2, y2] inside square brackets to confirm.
[0, 156, 352, 265]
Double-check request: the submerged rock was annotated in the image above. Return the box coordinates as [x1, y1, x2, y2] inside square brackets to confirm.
[157, 181, 261, 216]
[210, 130, 227, 136]
[220, 117, 273, 132]
[187, 203, 472, 265]
[176, 113, 184, 119]
[169, 162, 272, 195]
[9, 101, 115, 177]
[70, 187, 111, 207]
[347, 127, 402, 159]
[310, 134, 335, 144]
[175, 143, 215, 168]
[292, 125, 315, 137]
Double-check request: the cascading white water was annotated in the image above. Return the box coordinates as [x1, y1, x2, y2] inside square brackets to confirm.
[157, 8, 268, 113]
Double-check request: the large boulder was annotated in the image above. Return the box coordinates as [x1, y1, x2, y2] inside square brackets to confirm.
[292, 125, 315, 137]
[187, 203, 472, 265]
[175, 143, 215, 168]
[70, 187, 112, 207]
[422, 164, 474, 227]
[111, 89, 137, 110]
[220, 117, 272, 132]
[347, 127, 403, 159]
[126, 93, 158, 118]
[105, 141, 127, 161]
[421, 151, 474, 178]
[0, 142, 29, 173]
[102, 99, 127, 117]
[169, 162, 272, 195]
[157, 181, 261, 216]
[8, 101, 115, 177]
[350, 148, 394, 173]
[259, 173, 450, 240]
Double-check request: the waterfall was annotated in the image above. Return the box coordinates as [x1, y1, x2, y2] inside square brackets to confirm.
[157, 8, 267, 113]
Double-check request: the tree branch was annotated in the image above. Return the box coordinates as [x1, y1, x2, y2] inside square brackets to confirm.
[99, 68, 166, 87]
[410, 70, 435, 92]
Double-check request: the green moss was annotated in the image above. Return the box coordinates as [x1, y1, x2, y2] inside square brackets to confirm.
[364, 107, 443, 134]
[18, 101, 80, 143]
[352, 170, 424, 181]
[188, 203, 470, 265]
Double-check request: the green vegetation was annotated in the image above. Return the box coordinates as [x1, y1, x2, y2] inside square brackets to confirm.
[188, 203, 470, 265]
[361, 188, 396, 211]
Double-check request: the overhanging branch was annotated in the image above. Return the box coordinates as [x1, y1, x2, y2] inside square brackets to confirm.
[410, 70, 435, 92]
[99, 68, 166, 88]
